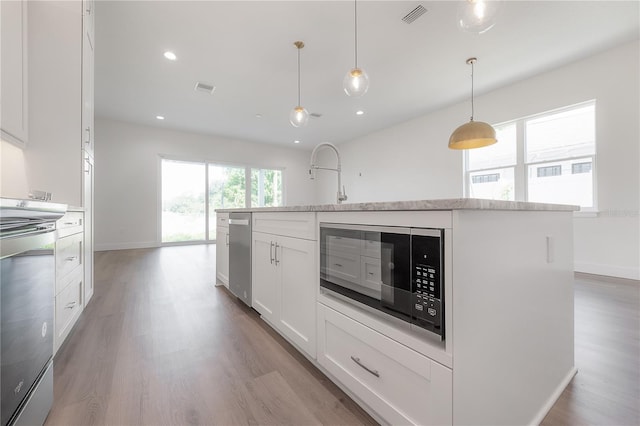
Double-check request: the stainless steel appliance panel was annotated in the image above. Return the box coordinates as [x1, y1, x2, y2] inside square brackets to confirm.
[228, 213, 252, 306]
[1, 198, 64, 426]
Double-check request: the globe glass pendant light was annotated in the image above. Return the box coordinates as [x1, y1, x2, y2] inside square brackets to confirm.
[343, 0, 369, 97]
[290, 41, 309, 127]
[449, 58, 497, 150]
[457, 0, 500, 34]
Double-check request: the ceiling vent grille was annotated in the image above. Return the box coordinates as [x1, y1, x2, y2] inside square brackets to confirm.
[194, 82, 216, 95]
[402, 5, 427, 24]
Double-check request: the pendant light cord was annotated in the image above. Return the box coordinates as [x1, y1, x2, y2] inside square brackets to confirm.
[470, 59, 475, 122]
[354, 0, 358, 69]
[297, 46, 301, 106]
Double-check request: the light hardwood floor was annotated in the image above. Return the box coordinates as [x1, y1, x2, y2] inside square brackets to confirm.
[45, 245, 639, 425]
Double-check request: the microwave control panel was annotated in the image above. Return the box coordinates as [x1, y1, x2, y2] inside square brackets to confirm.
[411, 232, 444, 339]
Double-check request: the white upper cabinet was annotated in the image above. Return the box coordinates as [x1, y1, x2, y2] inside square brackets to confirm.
[82, 0, 95, 155]
[1, 0, 29, 147]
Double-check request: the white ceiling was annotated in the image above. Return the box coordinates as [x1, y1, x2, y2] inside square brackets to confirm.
[95, 1, 639, 149]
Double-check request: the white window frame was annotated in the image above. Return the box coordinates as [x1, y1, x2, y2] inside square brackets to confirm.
[464, 100, 597, 212]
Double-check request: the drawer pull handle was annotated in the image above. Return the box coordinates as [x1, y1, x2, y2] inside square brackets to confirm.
[66, 256, 78, 262]
[65, 302, 77, 309]
[334, 263, 343, 267]
[270, 241, 275, 264]
[63, 221, 77, 225]
[368, 272, 374, 275]
[350, 356, 380, 378]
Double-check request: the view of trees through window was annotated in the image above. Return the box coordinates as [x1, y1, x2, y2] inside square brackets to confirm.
[162, 158, 283, 244]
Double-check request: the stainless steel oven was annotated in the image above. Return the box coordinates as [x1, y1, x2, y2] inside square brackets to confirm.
[320, 223, 444, 340]
[1, 198, 65, 426]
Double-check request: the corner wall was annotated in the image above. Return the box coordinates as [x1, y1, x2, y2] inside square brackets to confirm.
[94, 118, 315, 250]
[315, 41, 639, 280]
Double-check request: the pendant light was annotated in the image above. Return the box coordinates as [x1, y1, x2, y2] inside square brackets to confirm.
[343, 0, 369, 97]
[457, 0, 500, 34]
[448, 58, 497, 150]
[290, 41, 309, 127]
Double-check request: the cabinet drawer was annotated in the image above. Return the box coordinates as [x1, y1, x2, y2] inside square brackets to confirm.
[55, 271, 83, 353]
[57, 211, 83, 238]
[317, 303, 452, 425]
[253, 212, 316, 240]
[216, 213, 229, 228]
[56, 233, 82, 279]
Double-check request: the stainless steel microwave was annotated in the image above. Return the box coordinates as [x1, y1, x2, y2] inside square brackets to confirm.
[319, 223, 444, 340]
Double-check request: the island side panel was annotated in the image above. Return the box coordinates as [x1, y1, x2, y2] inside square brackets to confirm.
[451, 209, 575, 426]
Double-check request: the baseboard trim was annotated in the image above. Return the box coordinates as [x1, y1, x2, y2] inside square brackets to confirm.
[575, 262, 640, 280]
[95, 241, 158, 251]
[530, 366, 578, 426]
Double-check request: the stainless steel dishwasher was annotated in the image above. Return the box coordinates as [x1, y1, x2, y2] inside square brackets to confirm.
[228, 212, 252, 306]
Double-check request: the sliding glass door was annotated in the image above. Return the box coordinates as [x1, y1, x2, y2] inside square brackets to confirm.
[161, 159, 206, 243]
[161, 158, 283, 244]
[208, 164, 246, 240]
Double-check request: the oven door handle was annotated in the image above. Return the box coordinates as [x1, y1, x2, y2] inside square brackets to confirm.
[1, 230, 56, 259]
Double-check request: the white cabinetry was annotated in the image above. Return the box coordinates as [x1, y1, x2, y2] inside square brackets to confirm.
[0, 0, 29, 146]
[54, 211, 84, 353]
[251, 212, 317, 358]
[81, 0, 94, 156]
[215, 213, 230, 287]
[318, 303, 452, 425]
[82, 153, 94, 304]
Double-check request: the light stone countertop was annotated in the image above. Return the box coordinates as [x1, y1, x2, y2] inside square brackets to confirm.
[215, 198, 579, 213]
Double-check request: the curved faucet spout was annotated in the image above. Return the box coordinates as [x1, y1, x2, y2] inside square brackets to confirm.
[309, 143, 348, 204]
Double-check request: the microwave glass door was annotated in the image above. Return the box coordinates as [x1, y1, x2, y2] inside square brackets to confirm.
[320, 225, 412, 323]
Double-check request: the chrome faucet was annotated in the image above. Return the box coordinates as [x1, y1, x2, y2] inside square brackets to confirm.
[309, 142, 348, 204]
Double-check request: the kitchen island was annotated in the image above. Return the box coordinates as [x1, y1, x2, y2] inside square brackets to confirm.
[217, 199, 577, 426]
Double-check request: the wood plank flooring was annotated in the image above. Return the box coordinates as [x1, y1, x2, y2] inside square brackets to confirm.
[45, 245, 375, 426]
[45, 245, 639, 425]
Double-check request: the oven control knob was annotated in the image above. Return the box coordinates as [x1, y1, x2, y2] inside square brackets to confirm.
[42, 321, 48, 338]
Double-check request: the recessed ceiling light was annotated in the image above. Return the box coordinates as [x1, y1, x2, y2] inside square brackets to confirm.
[356, 110, 364, 116]
[294, 140, 300, 144]
[156, 115, 165, 120]
[255, 114, 263, 118]
[163, 51, 177, 61]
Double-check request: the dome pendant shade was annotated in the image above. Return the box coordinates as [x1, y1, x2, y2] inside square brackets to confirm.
[289, 106, 309, 127]
[448, 120, 497, 149]
[343, 68, 370, 97]
[448, 57, 497, 150]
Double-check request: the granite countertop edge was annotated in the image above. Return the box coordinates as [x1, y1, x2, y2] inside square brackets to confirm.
[215, 198, 579, 213]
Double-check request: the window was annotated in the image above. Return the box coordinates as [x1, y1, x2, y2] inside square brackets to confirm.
[161, 158, 284, 243]
[465, 101, 596, 209]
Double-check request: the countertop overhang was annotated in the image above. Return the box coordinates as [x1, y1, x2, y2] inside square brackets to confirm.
[215, 198, 579, 213]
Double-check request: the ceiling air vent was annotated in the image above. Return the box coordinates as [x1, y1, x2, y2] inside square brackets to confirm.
[310, 112, 322, 119]
[194, 82, 216, 95]
[402, 5, 427, 24]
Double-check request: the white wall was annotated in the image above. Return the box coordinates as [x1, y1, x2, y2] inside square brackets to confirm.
[94, 117, 316, 250]
[0, 140, 30, 198]
[315, 41, 639, 280]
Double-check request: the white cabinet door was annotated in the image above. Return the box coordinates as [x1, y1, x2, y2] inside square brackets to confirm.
[251, 231, 278, 324]
[81, 0, 94, 155]
[278, 235, 316, 358]
[83, 154, 94, 304]
[215, 226, 229, 287]
[0, 0, 28, 146]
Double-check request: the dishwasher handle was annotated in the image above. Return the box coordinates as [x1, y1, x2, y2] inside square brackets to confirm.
[229, 219, 250, 226]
